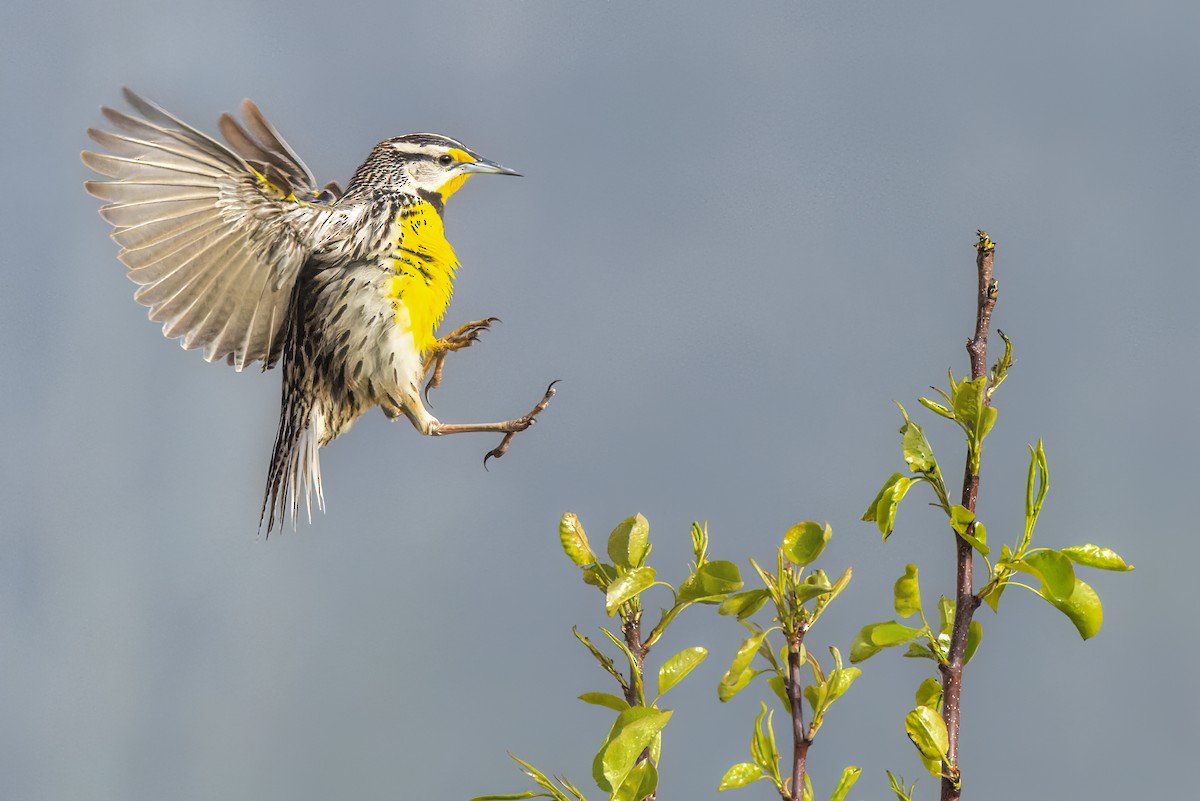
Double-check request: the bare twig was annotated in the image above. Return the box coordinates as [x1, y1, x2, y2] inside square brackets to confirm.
[938, 231, 997, 800]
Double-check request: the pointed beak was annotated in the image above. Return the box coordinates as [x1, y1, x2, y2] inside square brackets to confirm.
[461, 157, 521, 177]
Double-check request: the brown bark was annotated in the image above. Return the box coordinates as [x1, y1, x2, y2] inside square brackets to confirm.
[787, 637, 810, 801]
[938, 234, 996, 801]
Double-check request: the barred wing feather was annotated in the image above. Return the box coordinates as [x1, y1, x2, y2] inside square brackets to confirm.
[82, 89, 332, 371]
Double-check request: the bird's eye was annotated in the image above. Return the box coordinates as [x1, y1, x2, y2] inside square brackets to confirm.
[438, 154, 455, 167]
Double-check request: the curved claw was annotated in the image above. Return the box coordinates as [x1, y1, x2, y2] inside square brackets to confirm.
[483, 381, 559, 470]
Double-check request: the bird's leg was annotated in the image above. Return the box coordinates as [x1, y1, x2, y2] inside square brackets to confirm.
[422, 317, 500, 404]
[431, 382, 558, 465]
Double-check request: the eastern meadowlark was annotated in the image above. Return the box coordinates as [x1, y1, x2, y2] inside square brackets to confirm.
[83, 89, 555, 535]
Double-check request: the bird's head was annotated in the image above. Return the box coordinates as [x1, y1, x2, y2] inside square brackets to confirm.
[346, 133, 520, 206]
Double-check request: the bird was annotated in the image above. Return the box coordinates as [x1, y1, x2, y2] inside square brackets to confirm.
[82, 89, 555, 535]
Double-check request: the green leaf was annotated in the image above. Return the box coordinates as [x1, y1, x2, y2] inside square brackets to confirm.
[1025, 443, 1037, 521]
[722, 630, 768, 687]
[964, 521, 989, 556]
[989, 329, 1014, 396]
[900, 410, 937, 473]
[863, 472, 906, 523]
[982, 582, 1005, 613]
[830, 766, 862, 801]
[886, 770, 917, 801]
[504, 755, 573, 801]
[849, 624, 882, 663]
[915, 677, 942, 710]
[469, 793, 546, 801]
[894, 563, 922, 618]
[577, 692, 629, 712]
[718, 667, 759, 702]
[678, 560, 743, 603]
[747, 558, 782, 608]
[952, 375, 997, 454]
[657, 647, 707, 697]
[717, 763, 761, 791]
[850, 621, 923, 662]
[803, 683, 823, 714]
[819, 565, 852, 606]
[947, 508, 989, 555]
[863, 474, 914, 538]
[600, 628, 644, 705]
[782, 521, 830, 566]
[937, 597, 954, 635]
[691, 521, 709, 567]
[611, 758, 657, 801]
[1023, 551, 1076, 601]
[718, 589, 771, 620]
[581, 564, 614, 591]
[750, 703, 781, 781]
[559, 512, 595, 567]
[572, 627, 627, 691]
[1041, 577, 1104, 640]
[825, 666, 861, 705]
[793, 580, 834, 606]
[983, 544, 1013, 613]
[1062, 544, 1134, 571]
[871, 621, 925, 646]
[605, 566, 656, 616]
[766, 675, 791, 712]
[918, 396, 955, 420]
[903, 642, 939, 662]
[905, 706, 950, 762]
[1034, 440, 1049, 513]
[607, 514, 650, 569]
[508, 753, 578, 801]
[963, 620, 983, 665]
[596, 707, 671, 793]
[948, 505, 974, 534]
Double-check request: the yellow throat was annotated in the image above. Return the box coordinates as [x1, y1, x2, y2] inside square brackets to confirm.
[387, 199, 458, 353]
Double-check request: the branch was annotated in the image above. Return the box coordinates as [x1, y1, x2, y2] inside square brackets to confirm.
[787, 632, 810, 801]
[938, 231, 996, 801]
[621, 614, 656, 801]
[621, 614, 648, 706]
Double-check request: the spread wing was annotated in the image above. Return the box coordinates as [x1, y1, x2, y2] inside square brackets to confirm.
[83, 88, 339, 371]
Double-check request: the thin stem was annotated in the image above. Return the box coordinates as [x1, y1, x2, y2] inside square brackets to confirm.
[621, 614, 648, 707]
[621, 614, 656, 801]
[787, 632, 809, 801]
[938, 233, 996, 801]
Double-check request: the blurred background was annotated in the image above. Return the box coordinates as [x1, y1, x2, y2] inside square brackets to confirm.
[2, 2, 1194, 799]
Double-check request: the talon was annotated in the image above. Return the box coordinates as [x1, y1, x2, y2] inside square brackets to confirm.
[481, 381, 558, 467]
[423, 352, 447, 406]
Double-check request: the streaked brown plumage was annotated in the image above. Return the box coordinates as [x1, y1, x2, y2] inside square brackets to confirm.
[83, 89, 554, 535]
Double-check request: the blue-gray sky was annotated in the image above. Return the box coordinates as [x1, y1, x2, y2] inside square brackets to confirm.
[2, 2, 1195, 799]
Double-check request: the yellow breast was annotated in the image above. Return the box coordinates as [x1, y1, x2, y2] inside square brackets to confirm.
[386, 200, 458, 353]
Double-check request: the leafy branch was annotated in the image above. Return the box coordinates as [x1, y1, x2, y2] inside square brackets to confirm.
[715, 523, 861, 801]
[476, 514, 743, 801]
[858, 231, 1132, 799]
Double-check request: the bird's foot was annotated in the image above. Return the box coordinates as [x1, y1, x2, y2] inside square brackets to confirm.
[425, 381, 558, 463]
[423, 317, 500, 404]
[484, 381, 559, 467]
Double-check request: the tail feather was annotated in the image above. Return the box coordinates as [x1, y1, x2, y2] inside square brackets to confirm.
[260, 394, 325, 537]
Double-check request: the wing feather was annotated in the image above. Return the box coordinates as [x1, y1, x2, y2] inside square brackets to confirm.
[83, 89, 340, 370]
[99, 197, 217, 228]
